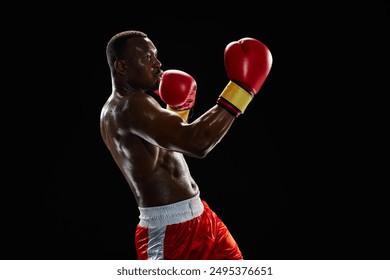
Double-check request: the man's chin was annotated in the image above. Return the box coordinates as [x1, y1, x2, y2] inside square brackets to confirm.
[145, 81, 160, 96]
[152, 81, 160, 91]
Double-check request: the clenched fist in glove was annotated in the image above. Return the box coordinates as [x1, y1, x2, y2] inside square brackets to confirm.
[155, 69, 197, 121]
[217, 37, 273, 116]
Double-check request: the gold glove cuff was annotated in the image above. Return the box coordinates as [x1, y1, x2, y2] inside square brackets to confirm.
[219, 81, 253, 113]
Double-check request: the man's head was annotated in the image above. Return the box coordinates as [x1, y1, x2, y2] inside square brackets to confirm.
[106, 30, 162, 91]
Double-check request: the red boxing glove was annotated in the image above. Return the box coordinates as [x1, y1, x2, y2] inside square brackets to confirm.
[157, 69, 197, 121]
[217, 37, 273, 116]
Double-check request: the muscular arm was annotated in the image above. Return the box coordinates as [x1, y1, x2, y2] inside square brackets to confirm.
[101, 89, 235, 206]
[128, 92, 235, 158]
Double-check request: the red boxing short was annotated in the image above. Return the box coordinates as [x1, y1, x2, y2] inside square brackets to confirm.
[135, 193, 243, 260]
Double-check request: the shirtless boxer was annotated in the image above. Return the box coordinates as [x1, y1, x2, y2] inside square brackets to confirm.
[100, 30, 272, 259]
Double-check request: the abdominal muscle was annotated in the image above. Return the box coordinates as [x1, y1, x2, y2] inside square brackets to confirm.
[121, 146, 200, 208]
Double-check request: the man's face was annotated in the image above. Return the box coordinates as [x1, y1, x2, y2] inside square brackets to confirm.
[125, 37, 162, 91]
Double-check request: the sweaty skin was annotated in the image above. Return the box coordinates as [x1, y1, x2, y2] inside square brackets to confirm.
[100, 35, 235, 207]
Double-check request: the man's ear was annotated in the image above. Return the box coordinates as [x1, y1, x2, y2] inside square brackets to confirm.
[114, 59, 127, 74]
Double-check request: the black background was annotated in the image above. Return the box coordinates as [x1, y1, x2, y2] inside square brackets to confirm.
[2, 5, 388, 260]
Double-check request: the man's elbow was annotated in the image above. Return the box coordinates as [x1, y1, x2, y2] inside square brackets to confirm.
[186, 145, 213, 159]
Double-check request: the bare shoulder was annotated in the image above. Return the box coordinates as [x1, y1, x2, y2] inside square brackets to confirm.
[124, 92, 163, 120]
[102, 92, 160, 119]
[130, 92, 161, 109]
[101, 92, 163, 142]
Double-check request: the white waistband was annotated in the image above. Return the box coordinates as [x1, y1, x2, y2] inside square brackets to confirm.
[138, 193, 204, 228]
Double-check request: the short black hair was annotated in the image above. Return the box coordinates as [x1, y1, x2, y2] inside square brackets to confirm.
[106, 30, 148, 68]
